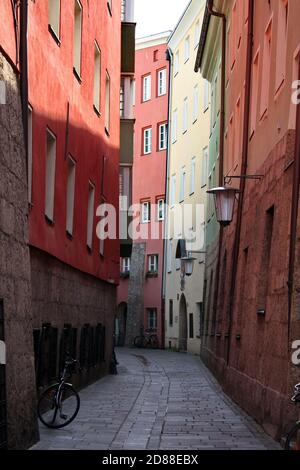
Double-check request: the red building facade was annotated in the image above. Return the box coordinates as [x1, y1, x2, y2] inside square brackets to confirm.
[117, 32, 169, 347]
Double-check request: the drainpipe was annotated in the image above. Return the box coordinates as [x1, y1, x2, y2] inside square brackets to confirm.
[287, 57, 300, 345]
[226, 0, 254, 364]
[162, 46, 173, 348]
[20, 0, 29, 165]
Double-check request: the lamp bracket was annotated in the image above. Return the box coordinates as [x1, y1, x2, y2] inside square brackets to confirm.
[224, 174, 264, 185]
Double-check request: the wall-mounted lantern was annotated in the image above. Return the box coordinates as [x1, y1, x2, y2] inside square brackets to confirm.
[207, 186, 240, 226]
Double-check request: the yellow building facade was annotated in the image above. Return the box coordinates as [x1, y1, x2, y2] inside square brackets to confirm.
[164, 0, 210, 355]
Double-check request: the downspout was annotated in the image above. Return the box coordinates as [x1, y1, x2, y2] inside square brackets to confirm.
[287, 58, 300, 345]
[20, 0, 29, 166]
[206, 0, 226, 336]
[226, 0, 254, 364]
[162, 46, 173, 348]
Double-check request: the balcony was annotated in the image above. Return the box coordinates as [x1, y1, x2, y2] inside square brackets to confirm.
[121, 22, 136, 75]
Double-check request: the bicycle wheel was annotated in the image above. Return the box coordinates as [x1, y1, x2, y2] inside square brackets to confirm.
[134, 335, 145, 348]
[37, 383, 80, 429]
[285, 423, 300, 450]
[149, 335, 159, 349]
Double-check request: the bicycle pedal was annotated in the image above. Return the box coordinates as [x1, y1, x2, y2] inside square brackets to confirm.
[60, 414, 68, 420]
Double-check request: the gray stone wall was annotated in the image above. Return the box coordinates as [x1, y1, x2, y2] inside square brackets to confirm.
[125, 242, 146, 346]
[0, 52, 38, 449]
[30, 247, 116, 383]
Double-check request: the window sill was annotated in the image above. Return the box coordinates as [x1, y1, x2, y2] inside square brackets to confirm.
[120, 272, 130, 279]
[86, 245, 92, 254]
[189, 191, 195, 196]
[45, 214, 55, 226]
[66, 230, 73, 240]
[192, 118, 198, 125]
[48, 25, 61, 46]
[93, 105, 101, 117]
[105, 127, 110, 137]
[142, 98, 151, 103]
[143, 152, 151, 156]
[182, 130, 188, 135]
[146, 272, 158, 278]
[107, 2, 112, 16]
[73, 67, 82, 84]
[158, 147, 167, 152]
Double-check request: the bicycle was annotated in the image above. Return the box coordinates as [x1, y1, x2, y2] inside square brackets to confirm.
[37, 353, 80, 429]
[285, 382, 300, 450]
[133, 328, 159, 349]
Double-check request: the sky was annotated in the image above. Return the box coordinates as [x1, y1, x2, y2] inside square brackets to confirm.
[135, 0, 191, 39]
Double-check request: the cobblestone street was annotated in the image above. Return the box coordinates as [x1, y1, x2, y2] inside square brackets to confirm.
[31, 349, 280, 450]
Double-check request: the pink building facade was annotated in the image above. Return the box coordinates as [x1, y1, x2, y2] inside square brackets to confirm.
[117, 32, 170, 347]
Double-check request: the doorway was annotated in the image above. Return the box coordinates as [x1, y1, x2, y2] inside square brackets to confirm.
[179, 294, 188, 352]
[0, 300, 7, 449]
[116, 302, 127, 347]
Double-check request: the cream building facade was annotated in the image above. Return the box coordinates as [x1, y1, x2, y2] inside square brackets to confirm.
[164, 0, 210, 355]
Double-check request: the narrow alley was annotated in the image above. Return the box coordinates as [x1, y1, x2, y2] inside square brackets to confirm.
[32, 349, 279, 451]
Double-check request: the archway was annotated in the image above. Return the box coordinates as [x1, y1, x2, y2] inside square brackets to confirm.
[116, 302, 127, 347]
[179, 294, 188, 352]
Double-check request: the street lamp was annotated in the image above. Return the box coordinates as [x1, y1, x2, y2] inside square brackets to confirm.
[207, 186, 240, 226]
[180, 255, 196, 277]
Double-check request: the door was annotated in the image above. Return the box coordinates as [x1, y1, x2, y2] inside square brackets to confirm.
[179, 294, 188, 352]
[0, 300, 7, 449]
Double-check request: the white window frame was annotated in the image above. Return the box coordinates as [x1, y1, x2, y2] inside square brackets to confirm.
[73, 0, 82, 76]
[201, 147, 208, 188]
[184, 36, 190, 63]
[190, 157, 196, 195]
[122, 257, 130, 273]
[148, 254, 158, 273]
[157, 199, 165, 221]
[194, 20, 200, 49]
[183, 98, 188, 133]
[141, 201, 151, 223]
[193, 85, 199, 123]
[105, 70, 111, 132]
[93, 42, 101, 112]
[157, 68, 167, 96]
[158, 123, 167, 151]
[167, 239, 173, 273]
[49, 0, 61, 39]
[66, 156, 76, 236]
[87, 181, 95, 249]
[147, 308, 157, 329]
[45, 129, 57, 222]
[172, 110, 178, 143]
[143, 74, 151, 102]
[143, 127, 152, 155]
[170, 175, 176, 206]
[203, 79, 210, 112]
[179, 167, 186, 203]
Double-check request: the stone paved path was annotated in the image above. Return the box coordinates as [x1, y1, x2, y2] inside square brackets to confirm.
[32, 349, 280, 450]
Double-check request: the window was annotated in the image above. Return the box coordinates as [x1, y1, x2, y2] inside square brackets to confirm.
[189, 313, 194, 339]
[87, 182, 95, 249]
[141, 201, 150, 223]
[121, 0, 126, 21]
[201, 147, 208, 187]
[49, 0, 61, 39]
[105, 71, 110, 132]
[169, 300, 173, 327]
[257, 206, 274, 314]
[93, 43, 101, 112]
[167, 240, 173, 273]
[147, 308, 157, 329]
[174, 51, 179, 76]
[184, 37, 190, 63]
[172, 110, 178, 143]
[28, 106, 33, 204]
[157, 199, 165, 221]
[143, 127, 152, 154]
[170, 175, 176, 206]
[157, 68, 167, 96]
[193, 85, 199, 122]
[179, 167, 186, 202]
[148, 255, 158, 273]
[183, 98, 188, 133]
[194, 20, 200, 48]
[122, 257, 130, 273]
[190, 157, 196, 195]
[66, 157, 76, 236]
[158, 123, 167, 150]
[143, 74, 151, 102]
[120, 78, 125, 118]
[234, 97, 241, 166]
[153, 49, 158, 61]
[260, 18, 272, 119]
[203, 80, 210, 111]
[73, 0, 82, 77]
[107, 0, 112, 15]
[250, 49, 260, 136]
[275, 0, 288, 94]
[45, 129, 56, 221]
